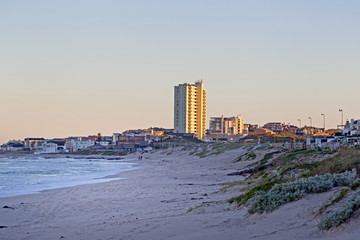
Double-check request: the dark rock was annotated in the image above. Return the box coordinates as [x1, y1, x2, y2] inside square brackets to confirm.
[3, 206, 14, 210]
[190, 197, 204, 200]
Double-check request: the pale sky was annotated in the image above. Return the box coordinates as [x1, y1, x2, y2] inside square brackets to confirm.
[1, 0, 359, 143]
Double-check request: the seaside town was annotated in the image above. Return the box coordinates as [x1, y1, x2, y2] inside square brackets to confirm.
[2, 80, 359, 154]
[3, 2, 360, 240]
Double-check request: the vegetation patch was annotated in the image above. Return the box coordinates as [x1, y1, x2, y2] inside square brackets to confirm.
[262, 151, 280, 162]
[301, 149, 360, 177]
[228, 180, 281, 205]
[319, 190, 360, 230]
[277, 149, 316, 163]
[195, 149, 211, 158]
[257, 151, 282, 167]
[235, 152, 257, 162]
[234, 155, 243, 162]
[350, 181, 360, 191]
[318, 188, 349, 214]
[278, 148, 359, 179]
[102, 151, 118, 156]
[248, 171, 356, 214]
[246, 152, 256, 160]
[220, 180, 246, 192]
[226, 148, 360, 228]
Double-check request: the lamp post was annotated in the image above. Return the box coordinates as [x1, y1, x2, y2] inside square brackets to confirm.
[321, 113, 325, 133]
[308, 117, 312, 127]
[339, 109, 343, 129]
[297, 119, 301, 128]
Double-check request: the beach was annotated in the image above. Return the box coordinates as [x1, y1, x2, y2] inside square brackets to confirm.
[1, 147, 360, 240]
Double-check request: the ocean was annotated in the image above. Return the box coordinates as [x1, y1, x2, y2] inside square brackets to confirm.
[0, 156, 138, 198]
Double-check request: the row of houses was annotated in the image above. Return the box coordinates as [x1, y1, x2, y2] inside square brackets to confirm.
[261, 119, 360, 137]
[1, 134, 151, 154]
[206, 118, 330, 141]
[1, 127, 193, 153]
[261, 122, 327, 136]
[2, 119, 359, 152]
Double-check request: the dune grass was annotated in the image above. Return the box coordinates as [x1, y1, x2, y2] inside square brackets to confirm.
[228, 148, 360, 217]
[319, 189, 360, 230]
[248, 171, 356, 214]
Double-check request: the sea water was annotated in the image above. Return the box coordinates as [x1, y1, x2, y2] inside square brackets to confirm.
[0, 157, 138, 198]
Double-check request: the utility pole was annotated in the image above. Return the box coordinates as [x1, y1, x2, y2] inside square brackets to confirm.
[321, 113, 326, 133]
[308, 117, 312, 127]
[297, 119, 301, 128]
[339, 109, 343, 129]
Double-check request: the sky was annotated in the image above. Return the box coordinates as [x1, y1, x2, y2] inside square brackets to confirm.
[1, 0, 359, 143]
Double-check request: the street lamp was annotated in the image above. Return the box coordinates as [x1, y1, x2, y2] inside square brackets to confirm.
[308, 117, 312, 127]
[297, 119, 301, 128]
[339, 109, 343, 129]
[321, 113, 326, 133]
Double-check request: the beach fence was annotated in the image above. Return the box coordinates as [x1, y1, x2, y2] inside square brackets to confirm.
[272, 140, 358, 152]
[271, 141, 339, 151]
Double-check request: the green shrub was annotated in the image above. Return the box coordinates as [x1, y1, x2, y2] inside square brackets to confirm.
[319, 190, 360, 230]
[318, 188, 349, 214]
[246, 153, 256, 160]
[228, 180, 281, 205]
[350, 181, 360, 191]
[248, 171, 356, 214]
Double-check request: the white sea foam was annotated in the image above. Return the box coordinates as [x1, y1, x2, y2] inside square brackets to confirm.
[0, 157, 138, 198]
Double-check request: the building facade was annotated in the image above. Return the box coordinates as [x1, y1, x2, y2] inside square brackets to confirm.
[343, 119, 360, 136]
[209, 115, 244, 135]
[174, 80, 206, 139]
[65, 137, 95, 152]
[262, 122, 285, 132]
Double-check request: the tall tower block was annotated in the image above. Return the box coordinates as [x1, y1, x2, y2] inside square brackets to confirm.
[174, 80, 207, 139]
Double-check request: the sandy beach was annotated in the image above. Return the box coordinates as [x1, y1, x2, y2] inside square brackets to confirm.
[1, 147, 360, 240]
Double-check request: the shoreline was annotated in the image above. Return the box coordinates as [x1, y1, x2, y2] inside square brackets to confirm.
[1, 147, 359, 240]
[0, 152, 129, 161]
[0, 155, 141, 199]
[0, 147, 246, 240]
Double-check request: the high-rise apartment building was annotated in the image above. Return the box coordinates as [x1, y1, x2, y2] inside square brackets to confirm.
[209, 115, 244, 135]
[174, 80, 207, 139]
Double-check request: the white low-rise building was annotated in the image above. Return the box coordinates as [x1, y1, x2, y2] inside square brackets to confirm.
[1, 141, 24, 151]
[34, 142, 58, 154]
[343, 119, 360, 136]
[65, 139, 95, 152]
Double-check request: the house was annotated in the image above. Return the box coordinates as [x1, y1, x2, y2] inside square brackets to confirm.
[89, 143, 107, 150]
[209, 115, 244, 135]
[113, 133, 150, 151]
[24, 138, 45, 150]
[1, 141, 24, 151]
[65, 137, 95, 152]
[297, 126, 324, 136]
[263, 122, 285, 132]
[48, 139, 67, 152]
[343, 119, 360, 136]
[34, 142, 58, 154]
[113, 133, 148, 144]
